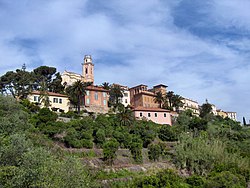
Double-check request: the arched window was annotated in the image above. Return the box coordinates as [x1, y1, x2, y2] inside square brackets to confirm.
[85, 68, 88, 74]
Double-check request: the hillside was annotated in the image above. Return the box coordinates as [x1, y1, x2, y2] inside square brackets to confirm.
[0, 95, 250, 187]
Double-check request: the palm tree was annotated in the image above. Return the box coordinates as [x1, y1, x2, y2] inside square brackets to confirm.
[66, 80, 87, 114]
[172, 94, 184, 112]
[154, 91, 164, 108]
[39, 79, 50, 108]
[109, 85, 124, 108]
[102, 82, 111, 90]
[117, 105, 135, 127]
[166, 91, 174, 108]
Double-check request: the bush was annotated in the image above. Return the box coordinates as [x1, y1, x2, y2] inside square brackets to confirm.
[206, 171, 246, 188]
[103, 139, 119, 165]
[94, 129, 105, 147]
[148, 144, 161, 161]
[158, 124, 177, 141]
[129, 136, 143, 163]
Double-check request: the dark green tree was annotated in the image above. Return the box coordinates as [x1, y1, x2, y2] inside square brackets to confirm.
[102, 82, 111, 90]
[117, 106, 135, 126]
[154, 91, 164, 108]
[103, 139, 119, 165]
[66, 80, 87, 114]
[243, 117, 247, 126]
[129, 136, 143, 163]
[199, 101, 213, 118]
[148, 144, 161, 161]
[109, 84, 124, 108]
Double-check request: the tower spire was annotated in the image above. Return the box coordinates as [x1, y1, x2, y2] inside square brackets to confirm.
[82, 55, 94, 84]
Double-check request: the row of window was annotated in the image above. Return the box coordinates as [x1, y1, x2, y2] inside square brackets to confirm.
[34, 96, 63, 104]
[86, 98, 107, 105]
[86, 91, 107, 98]
[139, 112, 167, 118]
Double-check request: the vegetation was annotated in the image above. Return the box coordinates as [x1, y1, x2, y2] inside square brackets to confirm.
[1, 87, 250, 187]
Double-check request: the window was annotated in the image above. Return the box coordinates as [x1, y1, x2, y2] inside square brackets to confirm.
[94, 92, 98, 100]
[155, 113, 157, 117]
[86, 98, 90, 104]
[59, 98, 62, 104]
[86, 90, 90, 96]
[140, 112, 142, 117]
[124, 93, 128, 97]
[103, 99, 106, 106]
[125, 99, 128, 103]
[148, 113, 151, 117]
[34, 96, 38, 102]
[53, 98, 58, 103]
[85, 68, 88, 74]
[164, 113, 166, 117]
[103, 92, 106, 97]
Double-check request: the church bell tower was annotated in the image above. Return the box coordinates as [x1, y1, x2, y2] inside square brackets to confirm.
[82, 55, 94, 84]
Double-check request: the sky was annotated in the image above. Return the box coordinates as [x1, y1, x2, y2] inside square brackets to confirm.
[0, 0, 250, 122]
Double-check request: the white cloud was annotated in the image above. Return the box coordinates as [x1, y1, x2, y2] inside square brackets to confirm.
[0, 0, 249, 122]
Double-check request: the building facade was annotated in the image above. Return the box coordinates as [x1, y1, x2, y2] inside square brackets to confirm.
[133, 107, 172, 125]
[28, 91, 70, 112]
[226, 112, 237, 121]
[84, 85, 109, 113]
[180, 97, 200, 116]
[61, 71, 83, 87]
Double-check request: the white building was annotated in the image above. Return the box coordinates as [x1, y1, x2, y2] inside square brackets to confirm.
[226, 112, 237, 121]
[180, 97, 200, 116]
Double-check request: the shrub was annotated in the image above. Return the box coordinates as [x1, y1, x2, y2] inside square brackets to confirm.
[103, 139, 119, 165]
[148, 144, 161, 161]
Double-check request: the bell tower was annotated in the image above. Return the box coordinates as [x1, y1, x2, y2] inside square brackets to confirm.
[82, 55, 94, 84]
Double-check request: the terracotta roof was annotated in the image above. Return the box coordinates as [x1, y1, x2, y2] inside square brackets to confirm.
[133, 106, 170, 112]
[86, 85, 109, 92]
[31, 91, 68, 97]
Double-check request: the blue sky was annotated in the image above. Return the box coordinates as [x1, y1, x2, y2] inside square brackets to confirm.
[0, 0, 250, 122]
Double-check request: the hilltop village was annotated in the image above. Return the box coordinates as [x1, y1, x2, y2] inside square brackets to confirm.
[27, 55, 237, 125]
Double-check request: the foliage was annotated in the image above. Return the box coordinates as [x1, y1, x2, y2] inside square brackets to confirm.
[154, 91, 164, 108]
[129, 136, 143, 163]
[148, 144, 161, 161]
[66, 80, 88, 114]
[133, 169, 188, 188]
[103, 139, 119, 165]
[109, 84, 124, 108]
[174, 133, 250, 176]
[199, 102, 212, 118]
[205, 171, 246, 188]
[158, 124, 178, 141]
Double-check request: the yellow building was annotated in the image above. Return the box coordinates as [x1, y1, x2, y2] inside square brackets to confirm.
[180, 97, 200, 116]
[216, 109, 228, 118]
[28, 91, 70, 112]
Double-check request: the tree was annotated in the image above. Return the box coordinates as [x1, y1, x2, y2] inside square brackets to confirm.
[39, 78, 50, 108]
[49, 72, 65, 93]
[166, 91, 174, 109]
[0, 69, 33, 100]
[66, 80, 87, 114]
[243, 117, 247, 126]
[102, 82, 111, 90]
[117, 105, 135, 126]
[109, 84, 124, 108]
[158, 124, 178, 141]
[103, 139, 119, 165]
[172, 94, 184, 112]
[129, 136, 143, 163]
[199, 102, 212, 118]
[154, 91, 164, 108]
[148, 144, 161, 161]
